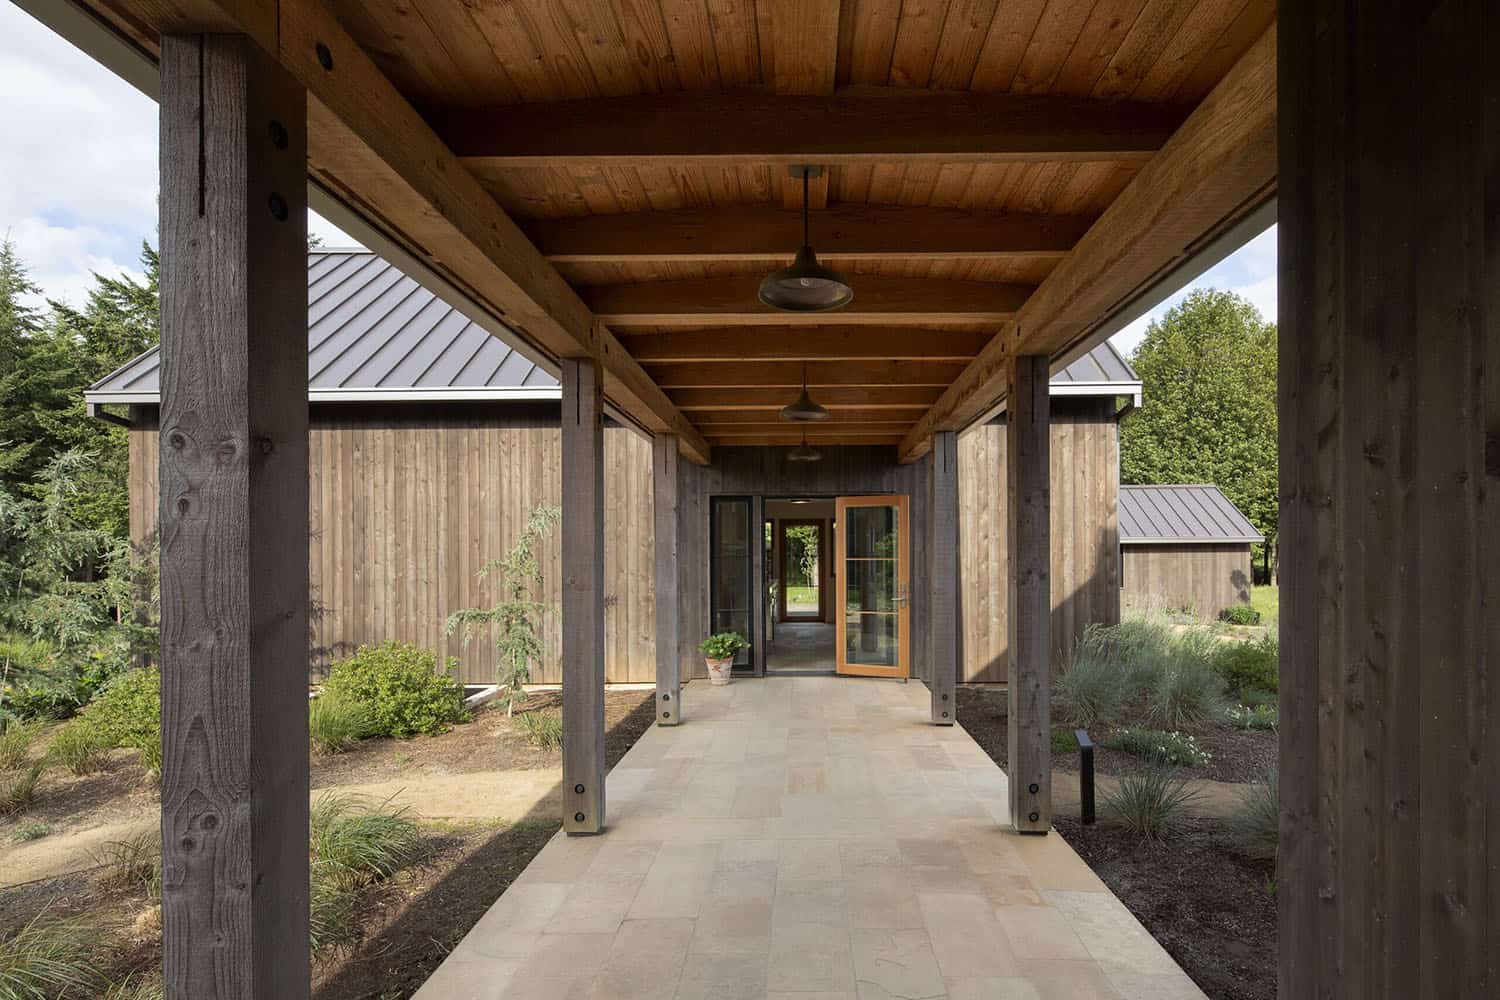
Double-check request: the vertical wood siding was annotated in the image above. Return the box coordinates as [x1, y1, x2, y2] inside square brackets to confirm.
[130, 404, 654, 684]
[958, 398, 1121, 682]
[1120, 544, 1252, 621]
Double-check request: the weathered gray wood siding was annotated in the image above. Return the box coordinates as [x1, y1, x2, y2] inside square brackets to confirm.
[958, 397, 1121, 681]
[1120, 543, 1252, 621]
[129, 402, 655, 684]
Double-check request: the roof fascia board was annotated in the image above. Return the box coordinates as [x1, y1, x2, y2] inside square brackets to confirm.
[1121, 536, 1264, 545]
[85, 388, 565, 405]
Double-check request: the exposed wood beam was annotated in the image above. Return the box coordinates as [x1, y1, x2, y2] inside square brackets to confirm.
[620, 328, 990, 362]
[587, 277, 1033, 327]
[525, 205, 1091, 264]
[647, 360, 967, 389]
[699, 421, 915, 433]
[670, 386, 943, 410]
[110, 0, 710, 465]
[691, 407, 928, 425]
[898, 27, 1278, 462]
[707, 433, 905, 446]
[435, 89, 1191, 168]
[767, 0, 839, 209]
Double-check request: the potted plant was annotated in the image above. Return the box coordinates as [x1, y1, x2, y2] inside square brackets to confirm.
[699, 631, 748, 686]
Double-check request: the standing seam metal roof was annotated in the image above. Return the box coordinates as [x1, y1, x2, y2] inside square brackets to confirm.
[88, 250, 1138, 403]
[1119, 484, 1264, 544]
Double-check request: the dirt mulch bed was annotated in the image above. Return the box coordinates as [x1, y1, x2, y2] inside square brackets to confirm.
[1055, 816, 1278, 1000]
[0, 688, 658, 999]
[955, 686, 1278, 784]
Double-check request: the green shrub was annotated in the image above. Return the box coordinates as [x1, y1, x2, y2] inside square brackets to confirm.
[322, 642, 465, 738]
[309, 794, 427, 885]
[515, 711, 563, 749]
[308, 690, 370, 755]
[0, 762, 44, 816]
[10, 822, 50, 843]
[1219, 604, 1262, 626]
[1147, 658, 1225, 729]
[1101, 768, 1200, 841]
[698, 632, 749, 660]
[1225, 702, 1279, 730]
[1103, 728, 1211, 766]
[0, 914, 102, 1000]
[47, 721, 110, 775]
[0, 720, 39, 772]
[1228, 769, 1279, 861]
[1215, 634, 1278, 699]
[80, 668, 159, 749]
[1055, 656, 1128, 728]
[1050, 726, 1078, 754]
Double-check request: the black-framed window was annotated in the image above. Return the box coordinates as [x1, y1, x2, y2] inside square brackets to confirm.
[709, 496, 754, 669]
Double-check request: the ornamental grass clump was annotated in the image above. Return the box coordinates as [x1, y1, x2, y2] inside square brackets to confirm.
[0, 720, 38, 772]
[1101, 768, 1200, 842]
[515, 711, 563, 749]
[1228, 769, 1279, 862]
[47, 720, 110, 775]
[309, 793, 427, 885]
[308, 689, 371, 755]
[1055, 654, 1128, 729]
[0, 913, 102, 1000]
[1147, 657, 1225, 730]
[0, 763, 43, 816]
[1224, 702, 1279, 730]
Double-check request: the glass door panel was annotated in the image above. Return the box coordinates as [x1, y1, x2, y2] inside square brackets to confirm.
[835, 496, 909, 678]
[710, 497, 754, 669]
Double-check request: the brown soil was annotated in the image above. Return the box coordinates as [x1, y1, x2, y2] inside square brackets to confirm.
[1055, 816, 1278, 1000]
[955, 686, 1278, 784]
[0, 688, 657, 999]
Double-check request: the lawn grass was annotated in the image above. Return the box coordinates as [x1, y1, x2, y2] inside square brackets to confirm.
[1249, 585, 1279, 628]
[784, 586, 818, 606]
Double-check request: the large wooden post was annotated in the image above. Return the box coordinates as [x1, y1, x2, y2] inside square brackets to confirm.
[1280, 5, 1497, 996]
[653, 435, 681, 725]
[1006, 354, 1050, 834]
[158, 35, 310, 999]
[929, 430, 958, 724]
[562, 358, 606, 834]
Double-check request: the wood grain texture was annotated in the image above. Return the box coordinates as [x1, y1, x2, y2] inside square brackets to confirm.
[157, 34, 310, 999]
[621, 328, 990, 362]
[133, 406, 656, 684]
[653, 434, 681, 724]
[561, 359, 606, 834]
[1006, 355, 1050, 834]
[928, 431, 958, 723]
[1279, 3, 1497, 995]
[1120, 543, 1250, 621]
[957, 398, 1119, 682]
[899, 25, 1277, 461]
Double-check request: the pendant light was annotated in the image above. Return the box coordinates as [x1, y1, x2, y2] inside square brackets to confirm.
[780, 360, 830, 422]
[787, 427, 822, 463]
[758, 166, 854, 312]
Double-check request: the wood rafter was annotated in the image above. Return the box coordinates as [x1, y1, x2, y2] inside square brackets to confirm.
[120, 0, 711, 464]
[647, 360, 966, 389]
[898, 27, 1279, 462]
[620, 328, 990, 362]
[691, 408, 927, 425]
[586, 277, 1033, 327]
[524, 205, 1092, 264]
[433, 89, 1191, 168]
[668, 386, 943, 410]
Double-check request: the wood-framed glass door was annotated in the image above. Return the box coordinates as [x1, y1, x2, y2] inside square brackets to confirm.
[835, 495, 909, 678]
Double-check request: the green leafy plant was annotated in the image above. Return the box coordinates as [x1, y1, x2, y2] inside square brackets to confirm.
[1103, 727, 1211, 766]
[47, 720, 111, 774]
[0, 913, 102, 1000]
[445, 504, 560, 716]
[9, 821, 49, 843]
[308, 689, 371, 755]
[1228, 769, 1279, 861]
[77, 668, 161, 777]
[0, 762, 43, 815]
[0, 720, 38, 771]
[1214, 634, 1278, 699]
[515, 711, 563, 749]
[322, 642, 465, 739]
[1219, 604, 1262, 626]
[1101, 768, 1200, 841]
[1225, 702, 1279, 730]
[699, 632, 748, 661]
[1049, 726, 1078, 754]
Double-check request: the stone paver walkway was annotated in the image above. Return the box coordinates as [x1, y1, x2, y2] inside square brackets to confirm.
[417, 676, 1205, 1000]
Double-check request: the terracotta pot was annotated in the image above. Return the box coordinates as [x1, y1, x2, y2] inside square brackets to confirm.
[705, 657, 734, 685]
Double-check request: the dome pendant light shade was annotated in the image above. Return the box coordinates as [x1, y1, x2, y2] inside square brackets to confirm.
[788, 428, 822, 463]
[758, 169, 853, 312]
[780, 361, 830, 422]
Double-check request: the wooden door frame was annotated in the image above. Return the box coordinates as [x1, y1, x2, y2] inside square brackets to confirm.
[777, 517, 829, 622]
[835, 495, 911, 679]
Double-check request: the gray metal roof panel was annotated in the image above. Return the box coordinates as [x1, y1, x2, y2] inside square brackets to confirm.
[1119, 484, 1264, 544]
[1053, 339, 1139, 384]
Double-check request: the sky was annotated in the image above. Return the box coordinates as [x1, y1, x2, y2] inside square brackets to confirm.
[1, 0, 1272, 356]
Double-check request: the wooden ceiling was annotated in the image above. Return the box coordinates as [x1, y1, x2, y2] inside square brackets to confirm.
[78, 0, 1277, 461]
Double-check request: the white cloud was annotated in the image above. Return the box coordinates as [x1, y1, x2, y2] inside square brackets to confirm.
[0, 3, 358, 308]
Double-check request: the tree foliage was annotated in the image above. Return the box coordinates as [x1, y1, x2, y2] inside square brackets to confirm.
[1120, 289, 1278, 565]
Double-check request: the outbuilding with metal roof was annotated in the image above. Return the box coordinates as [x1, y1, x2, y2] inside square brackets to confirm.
[1119, 483, 1265, 621]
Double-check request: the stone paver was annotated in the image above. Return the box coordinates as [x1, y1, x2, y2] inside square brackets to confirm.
[415, 677, 1205, 1000]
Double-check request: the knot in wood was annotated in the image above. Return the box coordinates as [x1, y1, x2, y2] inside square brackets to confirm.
[168, 431, 188, 450]
[257, 436, 274, 455]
